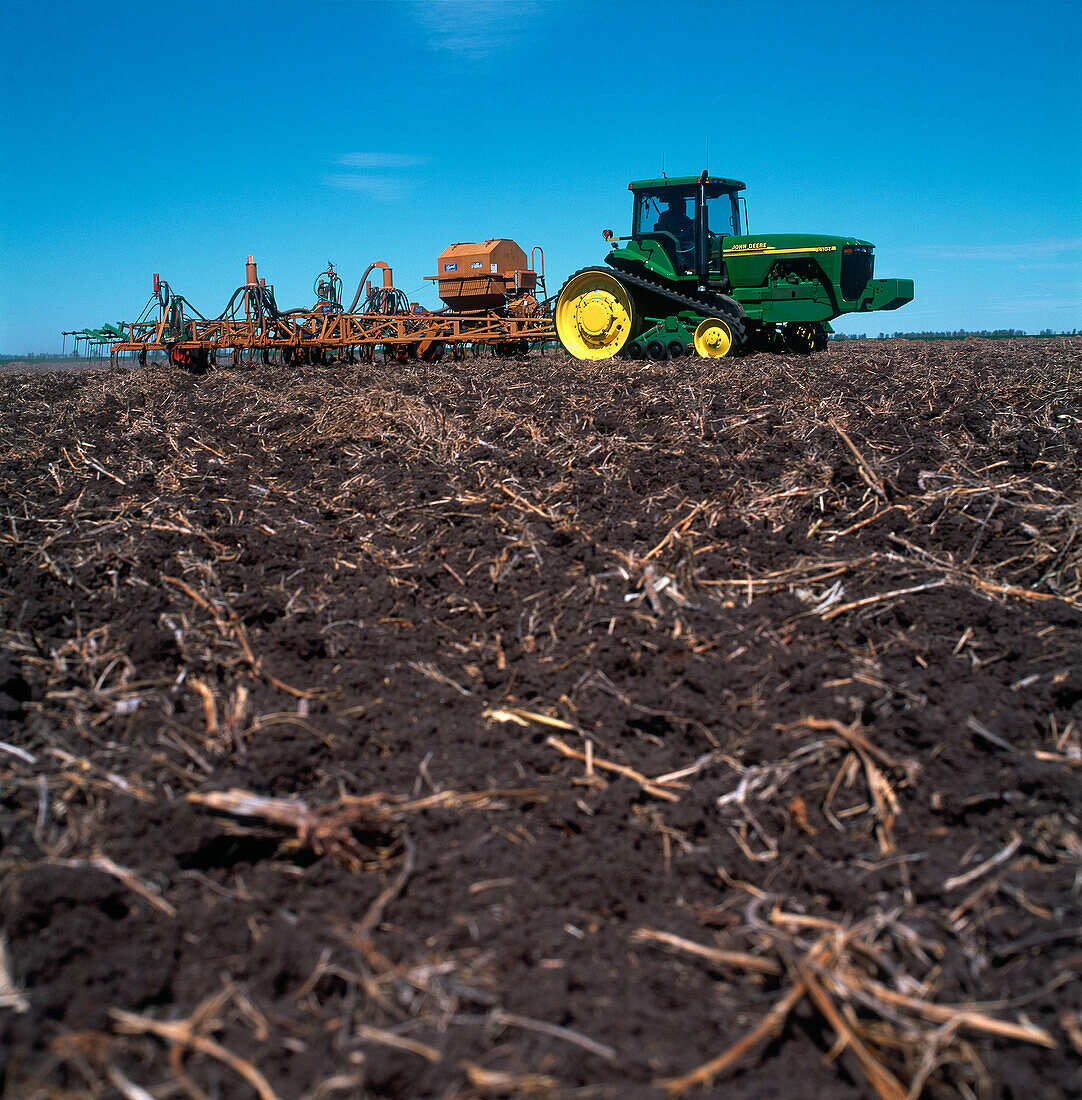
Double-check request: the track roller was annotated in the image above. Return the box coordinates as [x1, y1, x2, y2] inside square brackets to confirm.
[694, 317, 738, 358]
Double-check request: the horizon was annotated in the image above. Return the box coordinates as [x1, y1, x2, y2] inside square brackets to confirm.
[5, 327, 1080, 365]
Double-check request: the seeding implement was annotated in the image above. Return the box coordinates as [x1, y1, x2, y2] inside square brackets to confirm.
[554, 171, 914, 359]
[107, 242, 553, 369]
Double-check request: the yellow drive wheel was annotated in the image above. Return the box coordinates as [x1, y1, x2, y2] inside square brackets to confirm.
[555, 269, 634, 360]
[693, 317, 736, 358]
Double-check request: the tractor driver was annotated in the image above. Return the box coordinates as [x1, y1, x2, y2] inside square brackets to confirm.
[655, 198, 694, 246]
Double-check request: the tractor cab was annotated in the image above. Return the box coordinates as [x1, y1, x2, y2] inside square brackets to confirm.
[629, 174, 745, 279]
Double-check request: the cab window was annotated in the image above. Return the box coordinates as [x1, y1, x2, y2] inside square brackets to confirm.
[635, 188, 742, 238]
[703, 192, 740, 236]
[635, 191, 694, 239]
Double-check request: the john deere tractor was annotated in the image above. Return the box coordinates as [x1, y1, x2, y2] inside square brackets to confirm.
[554, 172, 913, 359]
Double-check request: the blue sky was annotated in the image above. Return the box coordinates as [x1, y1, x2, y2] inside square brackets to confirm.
[1, 0, 1079, 352]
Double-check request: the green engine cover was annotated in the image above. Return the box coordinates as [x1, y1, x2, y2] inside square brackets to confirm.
[722, 234, 912, 321]
[608, 233, 913, 325]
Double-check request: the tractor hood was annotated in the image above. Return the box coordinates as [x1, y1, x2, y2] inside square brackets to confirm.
[722, 233, 913, 321]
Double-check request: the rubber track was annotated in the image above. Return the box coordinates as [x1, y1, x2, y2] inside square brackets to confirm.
[604, 267, 750, 354]
[609, 267, 744, 322]
[556, 267, 749, 356]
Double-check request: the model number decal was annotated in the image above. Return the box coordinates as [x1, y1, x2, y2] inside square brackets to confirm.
[727, 244, 838, 255]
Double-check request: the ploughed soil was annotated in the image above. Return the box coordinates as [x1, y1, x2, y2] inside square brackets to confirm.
[1, 339, 1081, 1099]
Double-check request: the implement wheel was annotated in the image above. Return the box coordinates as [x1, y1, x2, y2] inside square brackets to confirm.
[555, 268, 635, 360]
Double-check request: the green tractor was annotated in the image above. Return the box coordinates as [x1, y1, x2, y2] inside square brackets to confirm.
[554, 172, 913, 359]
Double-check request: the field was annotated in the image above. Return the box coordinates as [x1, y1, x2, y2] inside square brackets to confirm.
[1, 338, 1080, 1098]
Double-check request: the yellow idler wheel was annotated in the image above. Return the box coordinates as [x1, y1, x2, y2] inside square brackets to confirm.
[693, 317, 736, 358]
[555, 269, 634, 360]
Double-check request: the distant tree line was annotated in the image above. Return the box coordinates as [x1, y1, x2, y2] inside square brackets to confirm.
[0, 352, 68, 361]
[831, 329, 1079, 341]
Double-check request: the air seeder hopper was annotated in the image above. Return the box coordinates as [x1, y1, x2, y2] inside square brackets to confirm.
[425, 240, 539, 312]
